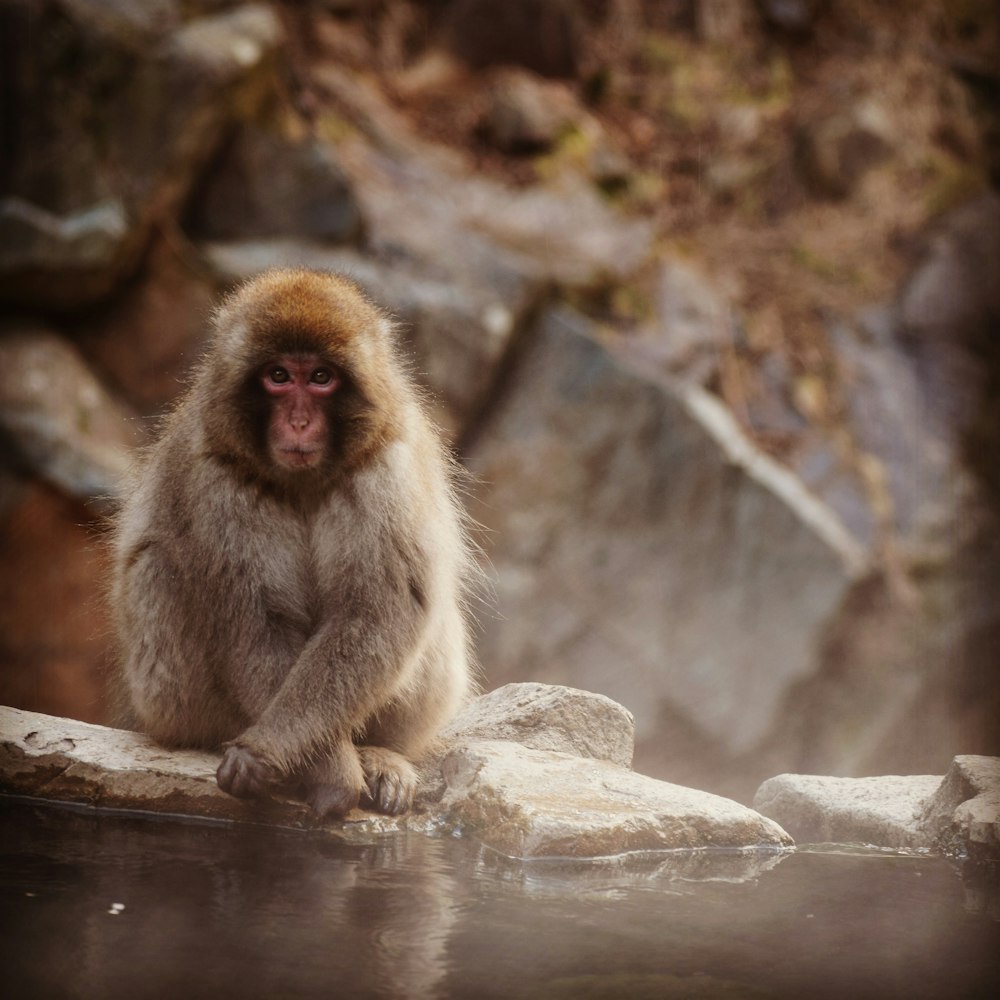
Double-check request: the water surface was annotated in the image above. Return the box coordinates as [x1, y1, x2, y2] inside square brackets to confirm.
[1, 799, 996, 998]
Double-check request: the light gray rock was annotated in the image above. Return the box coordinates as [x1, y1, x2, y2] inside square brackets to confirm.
[753, 773, 943, 849]
[0, 705, 314, 827]
[437, 740, 792, 858]
[624, 256, 738, 385]
[467, 305, 866, 769]
[919, 756, 1000, 859]
[0, 328, 141, 504]
[442, 682, 635, 768]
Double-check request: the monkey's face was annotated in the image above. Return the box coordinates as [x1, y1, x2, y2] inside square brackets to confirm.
[260, 353, 340, 472]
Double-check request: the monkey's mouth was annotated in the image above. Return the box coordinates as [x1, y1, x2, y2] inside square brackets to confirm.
[277, 447, 323, 470]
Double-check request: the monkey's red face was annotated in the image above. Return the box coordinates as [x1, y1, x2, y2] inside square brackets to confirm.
[261, 354, 341, 471]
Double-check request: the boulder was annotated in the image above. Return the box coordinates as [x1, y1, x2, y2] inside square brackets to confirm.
[0, 486, 112, 724]
[189, 120, 363, 243]
[311, 66, 654, 293]
[74, 231, 218, 415]
[919, 756, 1000, 859]
[440, 682, 635, 768]
[753, 773, 942, 849]
[0, 0, 284, 309]
[466, 305, 865, 793]
[435, 740, 792, 858]
[0, 327, 141, 504]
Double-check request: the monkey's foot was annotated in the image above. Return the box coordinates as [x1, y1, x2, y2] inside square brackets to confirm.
[217, 745, 279, 800]
[303, 745, 364, 819]
[358, 746, 417, 816]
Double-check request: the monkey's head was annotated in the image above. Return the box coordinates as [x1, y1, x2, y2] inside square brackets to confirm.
[197, 270, 405, 486]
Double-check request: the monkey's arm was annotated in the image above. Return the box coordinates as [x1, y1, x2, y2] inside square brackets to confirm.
[216, 538, 429, 809]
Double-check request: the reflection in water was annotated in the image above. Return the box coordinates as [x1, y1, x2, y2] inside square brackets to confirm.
[0, 800, 997, 999]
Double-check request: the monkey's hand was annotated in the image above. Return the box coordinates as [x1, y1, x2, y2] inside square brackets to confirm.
[217, 744, 280, 800]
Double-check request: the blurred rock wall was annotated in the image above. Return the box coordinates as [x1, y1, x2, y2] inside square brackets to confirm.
[1, 0, 997, 801]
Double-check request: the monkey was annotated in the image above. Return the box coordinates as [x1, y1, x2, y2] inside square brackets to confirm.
[110, 269, 476, 819]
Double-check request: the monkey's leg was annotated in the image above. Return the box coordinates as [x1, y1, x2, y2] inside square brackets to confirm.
[301, 740, 366, 819]
[357, 746, 418, 816]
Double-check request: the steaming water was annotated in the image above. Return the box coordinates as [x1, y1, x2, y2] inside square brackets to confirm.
[1, 799, 997, 999]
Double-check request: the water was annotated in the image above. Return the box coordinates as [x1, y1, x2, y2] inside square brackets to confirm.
[1, 799, 997, 999]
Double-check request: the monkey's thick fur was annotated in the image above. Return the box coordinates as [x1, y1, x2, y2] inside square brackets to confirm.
[111, 271, 475, 817]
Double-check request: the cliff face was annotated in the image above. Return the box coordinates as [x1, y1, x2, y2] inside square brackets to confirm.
[1, 0, 997, 801]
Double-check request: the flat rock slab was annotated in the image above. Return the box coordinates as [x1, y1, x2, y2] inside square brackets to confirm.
[440, 740, 793, 859]
[1, 698, 791, 859]
[0, 705, 326, 829]
[753, 773, 943, 849]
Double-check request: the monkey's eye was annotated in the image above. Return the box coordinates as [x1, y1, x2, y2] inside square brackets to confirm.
[310, 368, 335, 386]
[268, 366, 291, 384]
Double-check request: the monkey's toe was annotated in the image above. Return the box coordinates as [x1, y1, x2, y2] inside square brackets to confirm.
[217, 745, 276, 799]
[359, 747, 417, 816]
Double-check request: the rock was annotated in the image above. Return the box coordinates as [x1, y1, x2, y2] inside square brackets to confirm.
[0, 487, 112, 725]
[467, 305, 865, 792]
[898, 191, 1000, 366]
[795, 100, 893, 200]
[919, 756, 1000, 859]
[775, 197, 1000, 783]
[442, 0, 583, 78]
[74, 231, 218, 415]
[0, 705, 319, 828]
[314, 66, 654, 292]
[189, 120, 363, 243]
[482, 69, 579, 153]
[626, 256, 737, 384]
[0, 327, 141, 505]
[0, 701, 792, 858]
[752, 773, 942, 849]
[0, 0, 284, 309]
[437, 740, 792, 858]
[0, 198, 129, 283]
[441, 682, 635, 768]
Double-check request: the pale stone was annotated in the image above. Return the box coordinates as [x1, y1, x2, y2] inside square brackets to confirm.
[0, 329, 141, 505]
[438, 740, 793, 858]
[442, 682, 635, 768]
[753, 773, 943, 849]
[919, 755, 1000, 857]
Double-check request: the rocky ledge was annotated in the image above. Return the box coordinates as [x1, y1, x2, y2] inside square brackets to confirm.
[0, 683, 789, 859]
[3, 683, 996, 861]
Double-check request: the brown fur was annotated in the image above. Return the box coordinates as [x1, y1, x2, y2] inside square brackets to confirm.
[111, 270, 475, 817]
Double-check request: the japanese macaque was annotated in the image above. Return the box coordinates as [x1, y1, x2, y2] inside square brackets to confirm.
[111, 270, 475, 818]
